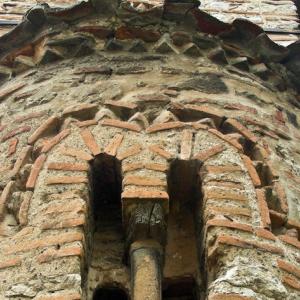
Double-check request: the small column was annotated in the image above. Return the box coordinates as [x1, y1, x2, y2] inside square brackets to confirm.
[130, 241, 162, 300]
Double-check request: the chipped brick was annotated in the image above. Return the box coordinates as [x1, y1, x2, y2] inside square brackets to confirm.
[105, 100, 137, 111]
[204, 189, 248, 203]
[7, 137, 18, 156]
[279, 235, 300, 250]
[101, 118, 141, 132]
[37, 245, 83, 263]
[0, 82, 26, 101]
[47, 162, 89, 172]
[6, 232, 84, 254]
[210, 129, 244, 152]
[194, 144, 225, 161]
[149, 144, 173, 160]
[206, 206, 252, 218]
[15, 111, 46, 123]
[203, 165, 243, 174]
[223, 103, 257, 115]
[41, 215, 85, 230]
[28, 116, 60, 144]
[241, 155, 261, 187]
[282, 275, 300, 291]
[124, 176, 166, 187]
[206, 181, 244, 190]
[75, 119, 98, 128]
[209, 294, 255, 300]
[274, 182, 288, 213]
[26, 154, 47, 190]
[278, 259, 300, 279]
[18, 191, 33, 226]
[1, 125, 31, 142]
[180, 129, 193, 160]
[255, 228, 276, 241]
[62, 103, 98, 120]
[0, 257, 22, 270]
[104, 134, 124, 156]
[207, 219, 253, 232]
[117, 144, 142, 160]
[80, 128, 101, 156]
[60, 147, 93, 161]
[41, 129, 71, 153]
[46, 176, 88, 185]
[225, 118, 259, 144]
[256, 189, 271, 229]
[0, 181, 15, 220]
[146, 121, 186, 133]
[122, 189, 169, 201]
[10, 145, 32, 177]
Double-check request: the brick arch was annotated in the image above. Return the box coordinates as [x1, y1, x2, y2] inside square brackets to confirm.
[0, 98, 292, 298]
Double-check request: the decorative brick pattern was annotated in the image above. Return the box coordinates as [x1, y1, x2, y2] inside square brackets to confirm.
[1, 125, 31, 142]
[104, 134, 124, 156]
[117, 144, 142, 160]
[256, 189, 271, 229]
[148, 144, 173, 159]
[26, 154, 47, 190]
[241, 155, 261, 187]
[7, 137, 18, 156]
[180, 129, 193, 160]
[146, 121, 186, 133]
[209, 129, 244, 152]
[41, 129, 71, 153]
[80, 128, 101, 156]
[101, 119, 142, 132]
[60, 147, 93, 161]
[194, 144, 225, 161]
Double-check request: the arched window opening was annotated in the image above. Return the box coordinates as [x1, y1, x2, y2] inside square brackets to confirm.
[93, 286, 128, 300]
[163, 278, 197, 300]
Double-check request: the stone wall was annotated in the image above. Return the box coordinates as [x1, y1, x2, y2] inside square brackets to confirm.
[0, 1, 299, 299]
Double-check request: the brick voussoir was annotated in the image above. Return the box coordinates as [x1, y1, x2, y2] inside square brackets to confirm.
[104, 133, 124, 156]
[209, 128, 244, 152]
[117, 144, 142, 160]
[256, 188, 271, 229]
[241, 155, 261, 187]
[277, 259, 300, 279]
[59, 147, 93, 161]
[122, 189, 169, 200]
[146, 121, 186, 133]
[282, 275, 300, 291]
[26, 154, 47, 190]
[148, 144, 173, 159]
[207, 219, 253, 232]
[101, 118, 142, 132]
[80, 128, 101, 156]
[28, 116, 60, 145]
[194, 144, 225, 161]
[124, 176, 166, 187]
[41, 129, 71, 153]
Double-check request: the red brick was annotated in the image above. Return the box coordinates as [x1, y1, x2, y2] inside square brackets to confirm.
[41, 215, 85, 230]
[279, 235, 300, 250]
[28, 116, 60, 144]
[80, 128, 101, 156]
[277, 259, 300, 279]
[37, 245, 83, 263]
[1, 125, 31, 142]
[117, 144, 142, 160]
[204, 189, 248, 203]
[254, 228, 276, 241]
[287, 219, 300, 235]
[0, 82, 25, 101]
[46, 176, 88, 185]
[180, 129, 193, 160]
[62, 103, 98, 120]
[43, 200, 86, 215]
[184, 104, 224, 126]
[256, 189, 271, 229]
[18, 192, 33, 226]
[206, 181, 244, 190]
[122, 162, 144, 172]
[241, 155, 261, 187]
[59, 147, 93, 161]
[282, 275, 300, 291]
[104, 134, 124, 156]
[209, 129, 243, 152]
[7, 137, 18, 156]
[225, 118, 259, 144]
[204, 165, 243, 174]
[101, 118, 141, 132]
[206, 206, 252, 218]
[124, 176, 166, 187]
[223, 103, 257, 115]
[26, 154, 47, 190]
[47, 162, 89, 172]
[15, 111, 46, 123]
[5, 232, 84, 254]
[10, 145, 32, 177]
[122, 189, 169, 201]
[146, 121, 186, 133]
[215, 234, 284, 255]
[0, 257, 22, 270]
[269, 209, 286, 228]
[41, 129, 71, 153]
[149, 144, 173, 160]
[75, 119, 98, 128]
[35, 292, 81, 300]
[0, 181, 15, 220]
[194, 144, 225, 161]
[207, 219, 253, 232]
[145, 163, 168, 172]
[274, 182, 288, 213]
[209, 294, 255, 300]
[105, 100, 137, 111]
[115, 26, 161, 42]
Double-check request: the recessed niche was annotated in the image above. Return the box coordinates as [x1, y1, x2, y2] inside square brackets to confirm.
[93, 286, 128, 300]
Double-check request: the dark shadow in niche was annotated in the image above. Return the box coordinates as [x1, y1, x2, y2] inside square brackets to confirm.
[163, 277, 197, 300]
[93, 286, 128, 300]
[163, 159, 203, 300]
